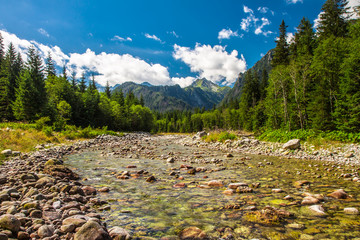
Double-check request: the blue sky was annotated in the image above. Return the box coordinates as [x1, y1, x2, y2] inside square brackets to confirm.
[0, 0, 357, 87]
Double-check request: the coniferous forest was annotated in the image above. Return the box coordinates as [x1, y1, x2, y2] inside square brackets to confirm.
[0, 0, 359, 140]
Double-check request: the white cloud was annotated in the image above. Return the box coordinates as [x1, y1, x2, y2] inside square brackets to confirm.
[258, 7, 268, 14]
[286, 32, 295, 44]
[68, 49, 171, 86]
[168, 31, 179, 38]
[145, 33, 164, 43]
[111, 35, 132, 42]
[173, 43, 247, 86]
[243, 5, 254, 14]
[241, 6, 272, 36]
[218, 28, 241, 40]
[171, 77, 196, 88]
[254, 18, 273, 36]
[347, 0, 359, 19]
[286, 0, 303, 4]
[38, 28, 50, 37]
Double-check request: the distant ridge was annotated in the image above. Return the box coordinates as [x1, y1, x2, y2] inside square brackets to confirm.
[112, 78, 230, 112]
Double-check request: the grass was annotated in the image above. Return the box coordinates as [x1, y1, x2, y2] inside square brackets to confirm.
[203, 131, 237, 142]
[0, 122, 122, 156]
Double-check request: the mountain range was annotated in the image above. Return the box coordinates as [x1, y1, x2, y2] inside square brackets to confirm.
[112, 78, 230, 112]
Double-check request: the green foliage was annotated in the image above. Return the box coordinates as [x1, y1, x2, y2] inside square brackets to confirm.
[35, 116, 50, 130]
[203, 131, 237, 142]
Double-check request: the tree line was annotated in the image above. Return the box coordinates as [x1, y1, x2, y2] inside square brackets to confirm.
[154, 0, 360, 135]
[0, 42, 153, 132]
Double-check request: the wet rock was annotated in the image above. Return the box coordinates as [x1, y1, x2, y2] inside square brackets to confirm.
[146, 176, 156, 183]
[228, 183, 247, 189]
[236, 186, 253, 193]
[70, 186, 85, 195]
[82, 186, 97, 195]
[37, 225, 55, 238]
[328, 189, 349, 199]
[98, 187, 110, 192]
[36, 176, 55, 186]
[222, 189, 235, 195]
[74, 220, 111, 240]
[29, 210, 42, 218]
[344, 207, 359, 215]
[226, 153, 233, 158]
[179, 227, 207, 240]
[187, 169, 196, 175]
[301, 196, 320, 205]
[43, 211, 61, 221]
[272, 189, 284, 193]
[43, 165, 79, 180]
[294, 180, 310, 188]
[196, 131, 207, 138]
[173, 183, 187, 188]
[308, 205, 327, 217]
[61, 224, 76, 233]
[108, 226, 132, 240]
[0, 214, 20, 233]
[207, 180, 224, 187]
[167, 157, 175, 163]
[286, 223, 305, 230]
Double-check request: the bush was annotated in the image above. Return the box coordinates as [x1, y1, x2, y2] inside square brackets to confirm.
[43, 126, 53, 137]
[35, 117, 51, 130]
[203, 131, 237, 142]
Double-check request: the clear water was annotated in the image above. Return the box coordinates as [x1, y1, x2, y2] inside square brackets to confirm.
[65, 136, 360, 239]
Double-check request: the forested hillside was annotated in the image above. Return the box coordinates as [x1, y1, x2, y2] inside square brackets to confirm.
[112, 78, 230, 112]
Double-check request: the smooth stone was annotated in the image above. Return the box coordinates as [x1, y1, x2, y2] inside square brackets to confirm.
[1, 149, 12, 156]
[61, 224, 76, 233]
[108, 226, 131, 240]
[207, 180, 224, 187]
[37, 225, 55, 238]
[344, 207, 359, 215]
[0, 214, 20, 233]
[272, 189, 284, 193]
[301, 196, 320, 205]
[283, 139, 301, 150]
[98, 187, 110, 193]
[74, 221, 111, 240]
[286, 223, 305, 230]
[82, 186, 97, 196]
[228, 183, 247, 189]
[328, 189, 349, 199]
[179, 227, 207, 240]
[308, 205, 327, 217]
[62, 215, 88, 228]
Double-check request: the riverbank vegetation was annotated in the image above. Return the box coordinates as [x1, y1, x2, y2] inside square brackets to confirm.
[0, 0, 359, 146]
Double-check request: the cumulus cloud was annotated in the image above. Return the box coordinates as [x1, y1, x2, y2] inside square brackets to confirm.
[286, 32, 295, 44]
[68, 49, 171, 86]
[171, 76, 196, 88]
[286, 0, 303, 4]
[241, 6, 272, 36]
[38, 28, 50, 37]
[0, 30, 68, 66]
[218, 28, 241, 40]
[145, 33, 164, 43]
[111, 35, 132, 42]
[173, 43, 247, 86]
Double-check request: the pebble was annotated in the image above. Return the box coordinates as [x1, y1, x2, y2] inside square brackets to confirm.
[344, 207, 359, 215]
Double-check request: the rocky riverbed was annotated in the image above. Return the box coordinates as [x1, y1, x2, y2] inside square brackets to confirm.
[1, 132, 360, 239]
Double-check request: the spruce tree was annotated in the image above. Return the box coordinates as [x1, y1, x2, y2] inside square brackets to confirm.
[272, 20, 289, 66]
[105, 81, 111, 98]
[317, 0, 349, 40]
[79, 72, 86, 93]
[45, 52, 56, 77]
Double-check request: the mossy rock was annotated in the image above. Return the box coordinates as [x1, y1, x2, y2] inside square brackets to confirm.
[45, 158, 63, 166]
[0, 214, 20, 233]
[43, 165, 79, 180]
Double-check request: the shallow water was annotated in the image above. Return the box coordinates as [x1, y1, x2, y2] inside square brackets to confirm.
[65, 136, 360, 239]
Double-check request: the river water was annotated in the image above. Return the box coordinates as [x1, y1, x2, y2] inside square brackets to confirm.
[65, 135, 360, 239]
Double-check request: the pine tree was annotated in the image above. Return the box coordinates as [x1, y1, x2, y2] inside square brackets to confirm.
[12, 70, 37, 120]
[45, 52, 56, 77]
[26, 45, 46, 115]
[105, 81, 111, 98]
[317, 0, 349, 40]
[71, 71, 77, 91]
[140, 94, 145, 106]
[62, 64, 67, 81]
[272, 20, 289, 66]
[79, 72, 86, 93]
[0, 32, 4, 66]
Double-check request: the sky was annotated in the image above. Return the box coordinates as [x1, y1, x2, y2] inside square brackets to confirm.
[0, 0, 358, 87]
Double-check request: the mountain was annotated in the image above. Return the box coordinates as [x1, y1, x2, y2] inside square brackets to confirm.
[220, 49, 274, 106]
[112, 78, 230, 112]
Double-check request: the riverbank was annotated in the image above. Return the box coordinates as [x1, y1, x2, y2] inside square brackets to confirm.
[0, 134, 137, 240]
[1, 132, 360, 239]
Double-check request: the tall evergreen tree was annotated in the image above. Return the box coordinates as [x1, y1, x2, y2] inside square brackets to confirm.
[45, 52, 56, 77]
[317, 0, 349, 40]
[71, 71, 77, 91]
[105, 81, 111, 98]
[79, 72, 86, 93]
[272, 20, 290, 66]
[0, 32, 4, 66]
[62, 64, 67, 81]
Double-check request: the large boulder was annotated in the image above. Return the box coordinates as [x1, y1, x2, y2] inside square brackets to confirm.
[74, 221, 111, 240]
[179, 227, 207, 240]
[282, 139, 301, 150]
[0, 214, 20, 233]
